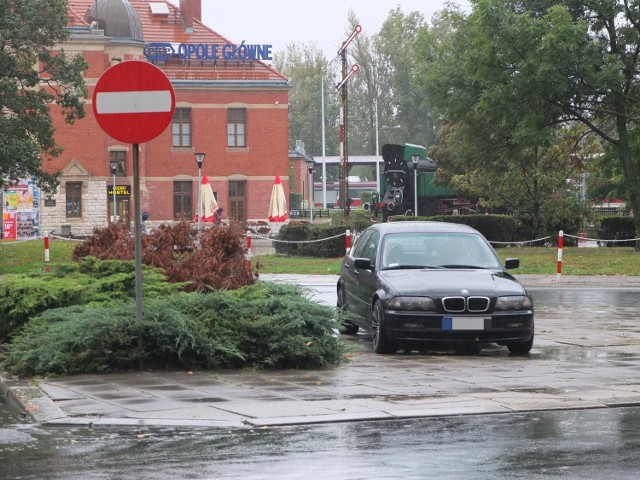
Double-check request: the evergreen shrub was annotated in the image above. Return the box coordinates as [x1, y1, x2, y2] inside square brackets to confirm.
[0, 282, 347, 376]
[388, 215, 523, 243]
[598, 217, 636, 247]
[0, 257, 182, 342]
[275, 224, 349, 257]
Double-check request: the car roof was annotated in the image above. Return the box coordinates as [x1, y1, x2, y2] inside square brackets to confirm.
[365, 221, 481, 235]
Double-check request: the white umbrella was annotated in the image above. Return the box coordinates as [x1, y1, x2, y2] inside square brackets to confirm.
[268, 175, 288, 222]
[199, 175, 218, 222]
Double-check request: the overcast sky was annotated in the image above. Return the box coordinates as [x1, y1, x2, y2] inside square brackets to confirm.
[198, 1, 469, 61]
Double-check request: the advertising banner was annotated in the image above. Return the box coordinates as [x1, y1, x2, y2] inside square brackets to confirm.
[2, 211, 17, 240]
[2, 178, 39, 240]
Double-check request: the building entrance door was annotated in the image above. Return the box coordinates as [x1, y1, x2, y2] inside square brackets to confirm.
[108, 197, 130, 226]
[228, 181, 246, 222]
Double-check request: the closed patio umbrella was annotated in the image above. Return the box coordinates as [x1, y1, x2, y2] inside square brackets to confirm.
[199, 175, 218, 222]
[268, 175, 288, 222]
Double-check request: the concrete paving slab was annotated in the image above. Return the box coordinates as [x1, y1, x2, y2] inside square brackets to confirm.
[126, 405, 249, 422]
[215, 400, 340, 418]
[248, 411, 395, 427]
[389, 404, 511, 418]
[37, 382, 87, 401]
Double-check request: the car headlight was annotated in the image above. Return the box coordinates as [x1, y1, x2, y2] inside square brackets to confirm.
[495, 295, 533, 310]
[387, 296, 436, 311]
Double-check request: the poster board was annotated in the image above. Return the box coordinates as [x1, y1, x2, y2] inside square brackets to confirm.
[2, 178, 39, 240]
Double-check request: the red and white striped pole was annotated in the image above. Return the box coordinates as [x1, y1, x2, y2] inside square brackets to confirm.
[556, 230, 563, 282]
[345, 229, 351, 255]
[246, 230, 252, 274]
[44, 232, 51, 272]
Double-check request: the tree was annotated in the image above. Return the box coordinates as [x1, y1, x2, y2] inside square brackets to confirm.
[0, 0, 87, 193]
[375, 7, 435, 150]
[274, 43, 339, 159]
[342, 10, 379, 156]
[275, 8, 437, 164]
[420, 0, 640, 245]
[431, 122, 594, 236]
[346, 8, 435, 156]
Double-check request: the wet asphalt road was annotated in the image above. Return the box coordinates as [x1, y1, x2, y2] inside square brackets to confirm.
[2, 404, 640, 479]
[2, 284, 640, 478]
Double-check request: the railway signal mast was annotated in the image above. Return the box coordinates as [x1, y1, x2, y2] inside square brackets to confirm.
[336, 25, 361, 222]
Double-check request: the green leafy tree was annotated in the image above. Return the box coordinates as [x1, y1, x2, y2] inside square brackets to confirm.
[0, 0, 87, 193]
[585, 148, 627, 205]
[421, 0, 640, 245]
[343, 10, 379, 156]
[374, 7, 436, 150]
[346, 8, 435, 156]
[274, 43, 339, 158]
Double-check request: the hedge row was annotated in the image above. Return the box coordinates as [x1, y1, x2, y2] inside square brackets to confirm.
[275, 224, 349, 257]
[390, 214, 523, 243]
[274, 214, 527, 258]
[598, 217, 637, 247]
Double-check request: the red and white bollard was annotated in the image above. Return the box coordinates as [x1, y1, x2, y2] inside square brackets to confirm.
[556, 230, 563, 282]
[246, 230, 252, 274]
[44, 232, 51, 273]
[345, 229, 351, 255]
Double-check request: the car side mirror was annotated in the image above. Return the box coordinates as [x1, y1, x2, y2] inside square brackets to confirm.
[354, 258, 373, 270]
[504, 258, 520, 270]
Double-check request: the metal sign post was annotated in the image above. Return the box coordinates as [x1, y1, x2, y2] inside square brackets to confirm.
[93, 61, 176, 327]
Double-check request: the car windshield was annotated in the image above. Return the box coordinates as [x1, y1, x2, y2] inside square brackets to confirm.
[380, 232, 502, 270]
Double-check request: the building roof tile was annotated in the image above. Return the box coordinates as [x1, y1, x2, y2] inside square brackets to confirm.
[67, 0, 287, 83]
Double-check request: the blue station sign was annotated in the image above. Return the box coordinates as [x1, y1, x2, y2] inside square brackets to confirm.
[144, 42, 273, 62]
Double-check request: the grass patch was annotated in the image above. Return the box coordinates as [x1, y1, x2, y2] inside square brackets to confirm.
[1, 238, 77, 274]
[2, 239, 640, 276]
[495, 246, 640, 276]
[252, 248, 640, 276]
[254, 255, 342, 275]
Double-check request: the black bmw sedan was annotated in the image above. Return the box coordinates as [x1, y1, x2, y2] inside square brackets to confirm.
[337, 221, 534, 354]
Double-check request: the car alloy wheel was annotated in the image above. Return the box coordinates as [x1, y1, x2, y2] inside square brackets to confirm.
[507, 333, 534, 355]
[372, 300, 397, 354]
[337, 286, 359, 335]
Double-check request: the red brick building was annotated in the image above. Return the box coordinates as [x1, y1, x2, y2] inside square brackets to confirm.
[42, 0, 290, 236]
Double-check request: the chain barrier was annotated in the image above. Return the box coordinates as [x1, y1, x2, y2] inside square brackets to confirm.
[249, 231, 347, 245]
[249, 230, 639, 248]
[0, 238, 33, 245]
[46, 233, 84, 242]
[489, 236, 553, 246]
[564, 233, 640, 244]
[4, 231, 638, 247]
[0, 233, 83, 245]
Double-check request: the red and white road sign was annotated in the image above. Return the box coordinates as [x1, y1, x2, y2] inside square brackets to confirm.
[92, 61, 176, 144]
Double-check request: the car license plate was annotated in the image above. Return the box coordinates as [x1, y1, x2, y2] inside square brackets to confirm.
[442, 317, 488, 331]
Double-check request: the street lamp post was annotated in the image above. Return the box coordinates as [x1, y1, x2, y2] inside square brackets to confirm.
[109, 159, 118, 223]
[411, 154, 420, 216]
[308, 164, 314, 224]
[195, 152, 206, 233]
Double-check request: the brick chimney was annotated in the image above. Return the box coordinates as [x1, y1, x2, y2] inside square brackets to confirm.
[180, 0, 201, 28]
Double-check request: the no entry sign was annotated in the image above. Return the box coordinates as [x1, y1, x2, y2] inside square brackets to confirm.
[92, 61, 176, 144]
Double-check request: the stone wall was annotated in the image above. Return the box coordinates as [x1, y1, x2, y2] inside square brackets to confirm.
[41, 180, 108, 237]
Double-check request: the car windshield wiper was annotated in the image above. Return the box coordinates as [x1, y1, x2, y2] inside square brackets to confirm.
[437, 264, 487, 269]
[382, 265, 444, 270]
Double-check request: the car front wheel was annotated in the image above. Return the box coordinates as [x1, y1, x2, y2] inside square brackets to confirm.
[337, 286, 359, 335]
[507, 329, 534, 355]
[371, 300, 397, 354]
